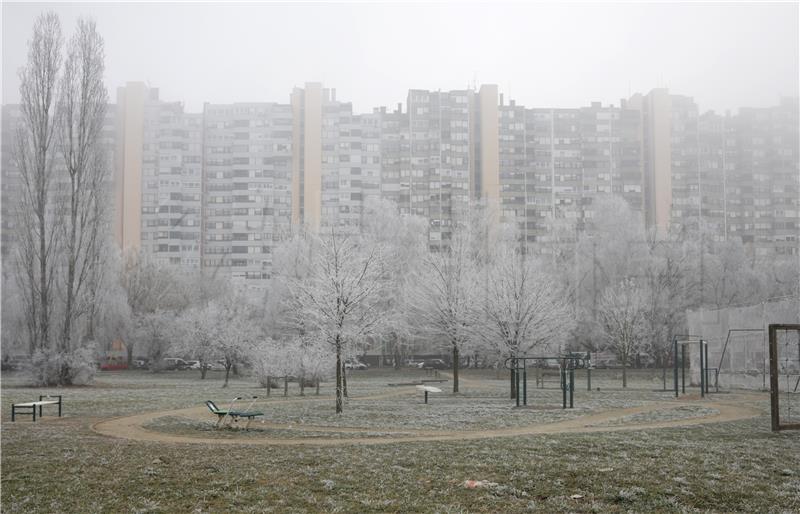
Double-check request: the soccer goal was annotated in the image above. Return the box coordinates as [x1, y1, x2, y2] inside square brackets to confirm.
[769, 324, 800, 432]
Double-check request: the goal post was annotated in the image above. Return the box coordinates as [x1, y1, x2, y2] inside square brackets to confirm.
[768, 324, 800, 432]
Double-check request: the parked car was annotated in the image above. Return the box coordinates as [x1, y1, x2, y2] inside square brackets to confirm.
[162, 358, 190, 371]
[420, 359, 448, 370]
[406, 359, 424, 368]
[185, 360, 201, 370]
[344, 359, 368, 370]
[1, 355, 29, 371]
[206, 361, 226, 371]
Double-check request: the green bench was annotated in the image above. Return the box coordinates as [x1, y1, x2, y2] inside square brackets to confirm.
[206, 399, 263, 429]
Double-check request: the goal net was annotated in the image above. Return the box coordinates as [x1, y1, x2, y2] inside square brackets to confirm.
[770, 325, 800, 431]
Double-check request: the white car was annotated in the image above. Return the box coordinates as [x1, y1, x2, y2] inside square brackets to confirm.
[206, 361, 226, 371]
[186, 360, 201, 370]
[344, 360, 368, 370]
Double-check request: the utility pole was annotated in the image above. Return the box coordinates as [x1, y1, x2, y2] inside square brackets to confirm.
[592, 239, 597, 321]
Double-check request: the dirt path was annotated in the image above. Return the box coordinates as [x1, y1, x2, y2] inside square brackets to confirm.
[91, 389, 764, 447]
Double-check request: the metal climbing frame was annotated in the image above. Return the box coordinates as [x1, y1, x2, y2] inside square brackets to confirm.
[504, 354, 590, 409]
[768, 324, 800, 432]
[672, 335, 713, 398]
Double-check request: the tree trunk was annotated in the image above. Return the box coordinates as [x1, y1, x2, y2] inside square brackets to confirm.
[342, 362, 348, 398]
[661, 363, 667, 391]
[510, 367, 516, 399]
[39, 209, 49, 355]
[316, 377, 320, 395]
[335, 344, 343, 414]
[266, 375, 271, 396]
[300, 372, 305, 396]
[200, 362, 207, 380]
[61, 189, 79, 384]
[127, 343, 134, 366]
[223, 363, 231, 388]
[622, 359, 627, 388]
[283, 375, 288, 396]
[452, 344, 459, 393]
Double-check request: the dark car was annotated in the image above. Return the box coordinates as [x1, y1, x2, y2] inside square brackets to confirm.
[420, 359, 448, 370]
[161, 358, 190, 371]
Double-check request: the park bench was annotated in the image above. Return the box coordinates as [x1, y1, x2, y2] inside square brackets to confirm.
[206, 399, 263, 429]
[11, 395, 62, 422]
[416, 384, 441, 404]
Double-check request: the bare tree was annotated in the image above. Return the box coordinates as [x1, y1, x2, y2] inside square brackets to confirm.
[57, 17, 108, 382]
[598, 278, 647, 388]
[13, 12, 63, 359]
[283, 231, 386, 413]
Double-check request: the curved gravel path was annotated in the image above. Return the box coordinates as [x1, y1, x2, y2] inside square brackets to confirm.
[91, 389, 764, 447]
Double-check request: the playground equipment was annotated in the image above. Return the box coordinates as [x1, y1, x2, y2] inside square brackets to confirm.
[206, 396, 263, 429]
[504, 354, 590, 409]
[672, 335, 715, 397]
[714, 328, 767, 390]
[768, 324, 800, 432]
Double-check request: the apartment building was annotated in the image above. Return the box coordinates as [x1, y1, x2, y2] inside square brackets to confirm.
[202, 102, 293, 283]
[631, 90, 799, 255]
[3, 83, 797, 285]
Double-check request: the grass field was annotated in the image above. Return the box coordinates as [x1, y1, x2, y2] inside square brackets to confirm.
[2, 368, 799, 513]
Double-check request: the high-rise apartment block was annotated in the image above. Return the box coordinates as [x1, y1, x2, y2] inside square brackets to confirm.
[2, 83, 797, 287]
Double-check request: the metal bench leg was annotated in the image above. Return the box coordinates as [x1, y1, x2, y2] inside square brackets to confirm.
[245, 417, 253, 430]
[12, 405, 15, 422]
[33, 407, 36, 422]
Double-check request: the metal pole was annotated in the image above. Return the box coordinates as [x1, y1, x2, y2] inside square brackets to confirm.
[704, 343, 710, 395]
[522, 362, 527, 406]
[700, 340, 705, 398]
[569, 367, 575, 408]
[587, 351, 592, 391]
[424, 390, 428, 404]
[561, 365, 567, 409]
[681, 344, 686, 394]
[673, 339, 679, 397]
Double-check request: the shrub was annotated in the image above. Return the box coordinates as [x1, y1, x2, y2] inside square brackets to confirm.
[26, 344, 98, 386]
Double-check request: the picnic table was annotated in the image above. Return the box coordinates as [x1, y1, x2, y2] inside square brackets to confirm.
[416, 385, 442, 404]
[11, 395, 62, 422]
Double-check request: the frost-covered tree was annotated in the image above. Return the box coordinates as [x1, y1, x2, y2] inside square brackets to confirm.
[475, 242, 574, 397]
[57, 17, 108, 381]
[642, 234, 693, 389]
[598, 278, 647, 388]
[119, 250, 177, 364]
[214, 292, 259, 388]
[283, 231, 386, 413]
[361, 198, 427, 366]
[407, 230, 477, 393]
[172, 305, 220, 379]
[13, 12, 63, 363]
[136, 310, 174, 368]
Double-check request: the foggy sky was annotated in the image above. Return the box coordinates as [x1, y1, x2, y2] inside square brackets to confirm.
[2, 2, 798, 114]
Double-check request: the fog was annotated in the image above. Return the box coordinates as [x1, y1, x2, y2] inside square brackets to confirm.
[2, 3, 800, 512]
[2, 2, 798, 112]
